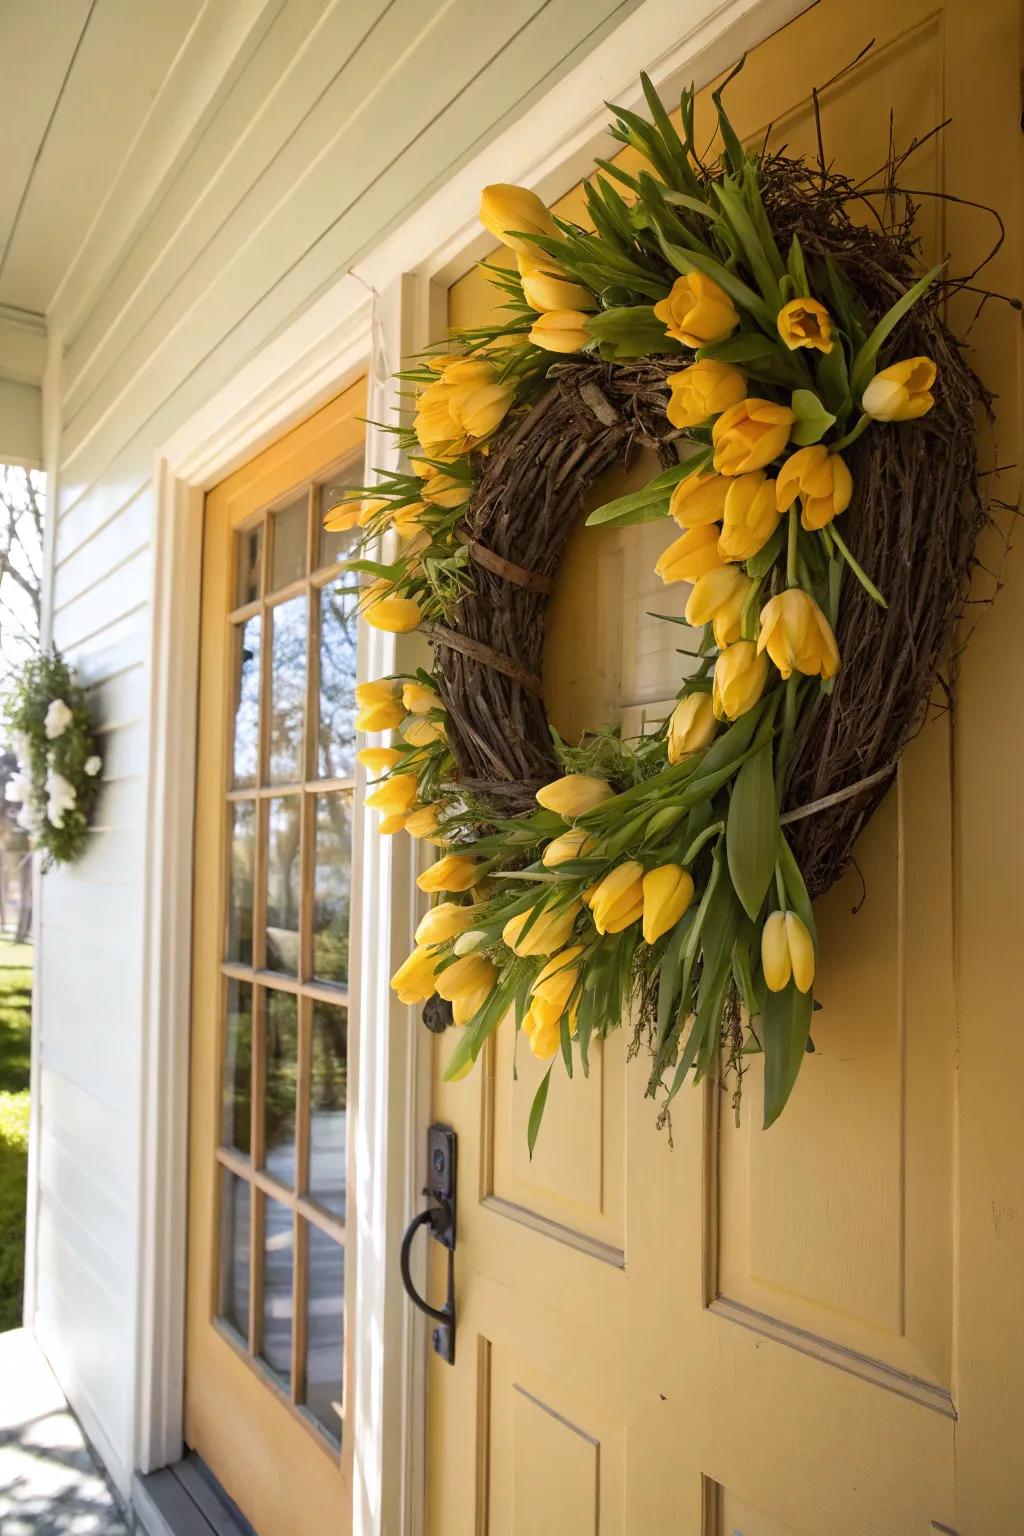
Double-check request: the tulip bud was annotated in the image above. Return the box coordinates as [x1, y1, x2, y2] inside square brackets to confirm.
[588, 861, 645, 935]
[417, 466, 470, 508]
[758, 588, 840, 680]
[354, 679, 405, 733]
[711, 576, 749, 648]
[405, 803, 446, 842]
[712, 399, 795, 476]
[667, 693, 717, 763]
[479, 183, 557, 255]
[390, 501, 427, 539]
[653, 272, 739, 347]
[435, 953, 498, 1022]
[712, 642, 770, 721]
[669, 471, 731, 529]
[402, 715, 446, 748]
[522, 997, 564, 1060]
[861, 357, 936, 421]
[365, 772, 419, 817]
[324, 497, 375, 533]
[531, 945, 584, 1013]
[718, 471, 782, 561]
[775, 446, 852, 532]
[502, 901, 581, 957]
[541, 828, 597, 867]
[535, 774, 613, 819]
[378, 813, 407, 835]
[415, 901, 476, 948]
[363, 580, 421, 634]
[417, 855, 480, 893]
[358, 745, 402, 775]
[684, 563, 750, 629]
[402, 681, 444, 714]
[655, 524, 723, 585]
[776, 297, 834, 353]
[529, 309, 591, 354]
[642, 864, 695, 945]
[391, 946, 440, 1004]
[665, 360, 747, 428]
[761, 909, 815, 993]
[521, 268, 594, 313]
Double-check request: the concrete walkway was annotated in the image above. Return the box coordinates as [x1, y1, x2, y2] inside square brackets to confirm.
[0, 1328, 129, 1534]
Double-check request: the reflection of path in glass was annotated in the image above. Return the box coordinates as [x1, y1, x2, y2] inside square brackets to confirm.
[310, 1109, 346, 1219]
[223, 1174, 250, 1338]
[261, 1196, 294, 1386]
[306, 1226, 344, 1440]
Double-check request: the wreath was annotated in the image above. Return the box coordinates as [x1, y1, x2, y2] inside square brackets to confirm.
[328, 66, 988, 1144]
[3, 649, 103, 868]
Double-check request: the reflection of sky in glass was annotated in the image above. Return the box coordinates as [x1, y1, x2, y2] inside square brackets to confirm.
[269, 595, 307, 783]
[222, 981, 252, 1156]
[219, 1170, 250, 1340]
[310, 1003, 347, 1219]
[264, 992, 298, 1189]
[232, 616, 261, 787]
[272, 498, 308, 591]
[304, 1225, 344, 1442]
[266, 797, 300, 975]
[313, 795, 351, 986]
[261, 1196, 294, 1388]
[318, 587, 357, 781]
[226, 799, 255, 964]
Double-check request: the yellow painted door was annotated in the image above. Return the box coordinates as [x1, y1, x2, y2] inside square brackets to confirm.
[186, 383, 366, 1536]
[427, 2, 1023, 1531]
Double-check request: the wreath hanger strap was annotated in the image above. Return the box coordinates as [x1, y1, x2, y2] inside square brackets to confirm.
[454, 529, 553, 595]
[427, 623, 545, 698]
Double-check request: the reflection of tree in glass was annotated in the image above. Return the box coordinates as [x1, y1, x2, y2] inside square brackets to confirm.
[318, 587, 357, 781]
[228, 802, 255, 964]
[265, 992, 298, 1179]
[233, 616, 261, 786]
[312, 1004, 347, 1113]
[223, 982, 253, 1153]
[314, 794, 351, 985]
[269, 597, 307, 782]
[266, 798, 300, 973]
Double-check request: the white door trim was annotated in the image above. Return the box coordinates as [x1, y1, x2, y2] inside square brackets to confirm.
[135, 0, 810, 1528]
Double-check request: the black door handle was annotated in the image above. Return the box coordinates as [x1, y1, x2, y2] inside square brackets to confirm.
[399, 1124, 457, 1364]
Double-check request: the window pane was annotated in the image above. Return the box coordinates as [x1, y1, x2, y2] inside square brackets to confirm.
[232, 615, 261, 788]
[226, 799, 255, 964]
[266, 796, 301, 975]
[222, 982, 253, 1156]
[318, 478, 360, 569]
[235, 524, 262, 606]
[303, 1224, 344, 1442]
[317, 586, 357, 781]
[260, 1195, 294, 1388]
[271, 496, 308, 591]
[218, 1169, 250, 1341]
[268, 595, 307, 783]
[264, 991, 298, 1188]
[310, 1003, 347, 1219]
[313, 794, 351, 986]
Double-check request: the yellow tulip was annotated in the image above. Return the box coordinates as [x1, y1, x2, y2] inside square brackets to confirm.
[415, 901, 476, 948]
[642, 864, 695, 945]
[758, 588, 840, 680]
[776, 297, 834, 353]
[529, 309, 591, 353]
[653, 272, 739, 347]
[541, 828, 597, 867]
[669, 471, 731, 528]
[530, 944, 584, 1013]
[414, 358, 514, 455]
[354, 679, 405, 733]
[718, 471, 782, 562]
[363, 580, 421, 634]
[391, 501, 427, 538]
[684, 563, 750, 629]
[712, 642, 770, 721]
[378, 813, 407, 835]
[655, 524, 722, 585]
[536, 774, 613, 819]
[479, 183, 556, 254]
[365, 773, 419, 817]
[451, 994, 484, 1027]
[324, 496, 385, 533]
[502, 901, 581, 957]
[417, 855, 480, 893]
[402, 715, 446, 748]
[358, 745, 402, 775]
[522, 997, 565, 1059]
[416, 466, 470, 509]
[861, 356, 936, 421]
[667, 693, 717, 763]
[775, 445, 853, 531]
[521, 268, 594, 313]
[761, 910, 815, 993]
[405, 803, 446, 842]
[391, 946, 440, 1004]
[665, 360, 747, 428]
[711, 577, 749, 647]
[403, 681, 443, 714]
[589, 861, 645, 935]
[712, 398, 795, 476]
[435, 952, 497, 1008]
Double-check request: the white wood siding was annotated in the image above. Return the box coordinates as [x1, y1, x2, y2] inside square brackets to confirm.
[34, 0, 641, 1495]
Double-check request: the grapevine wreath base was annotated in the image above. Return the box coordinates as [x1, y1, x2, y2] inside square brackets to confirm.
[333, 67, 991, 1142]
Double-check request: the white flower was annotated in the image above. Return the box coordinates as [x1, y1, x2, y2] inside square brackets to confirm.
[44, 699, 74, 740]
[4, 772, 31, 805]
[45, 769, 77, 829]
[84, 756, 102, 777]
[17, 800, 41, 833]
[14, 732, 31, 770]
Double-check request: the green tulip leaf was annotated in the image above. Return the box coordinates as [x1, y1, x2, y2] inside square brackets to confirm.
[726, 745, 778, 919]
[586, 305, 685, 361]
[849, 261, 944, 398]
[744, 522, 786, 578]
[527, 1063, 554, 1159]
[761, 981, 814, 1128]
[789, 388, 836, 446]
[586, 448, 712, 526]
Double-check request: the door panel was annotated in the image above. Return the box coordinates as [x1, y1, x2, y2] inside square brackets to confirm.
[187, 382, 366, 1536]
[427, 1, 1022, 1531]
